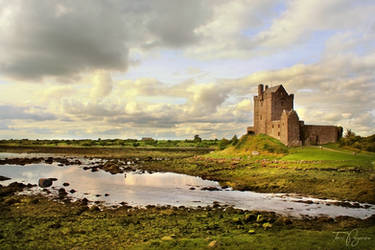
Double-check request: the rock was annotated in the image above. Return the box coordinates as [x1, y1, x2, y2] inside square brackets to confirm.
[256, 214, 263, 223]
[81, 198, 89, 205]
[104, 193, 109, 197]
[45, 157, 53, 164]
[369, 174, 375, 181]
[248, 229, 256, 234]
[161, 235, 175, 241]
[189, 187, 196, 190]
[212, 201, 220, 208]
[0, 176, 11, 181]
[62, 183, 70, 187]
[74, 160, 82, 165]
[58, 188, 67, 197]
[90, 206, 100, 212]
[42, 189, 51, 194]
[38, 178, 53, 188]
[69, 189, 76, 194]
[208, 240, 217, 248]
[102, 161, 123, 174]
[262, 222, 272, 230]
[201, 186, 221, 191]
[232, 217, 242, 224]
[251, 151, 259, 156]
[244, 213, 257, 222]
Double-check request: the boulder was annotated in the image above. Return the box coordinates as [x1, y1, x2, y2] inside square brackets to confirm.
[38, 178, 53, 188]
[102, 161, 123, 174]
[201, 186, 221, 191]
[0, 176, 11, 181]
[58, 188, 68, 197]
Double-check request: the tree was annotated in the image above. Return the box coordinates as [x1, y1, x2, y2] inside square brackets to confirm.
[218, 138, 231, 150]
[193, 135, 202, 143]
[345, 129, 355, 138]
[231, 135, 239, 145]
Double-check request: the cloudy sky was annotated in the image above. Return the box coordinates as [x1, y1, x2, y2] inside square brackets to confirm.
[0, 0, 374, 140]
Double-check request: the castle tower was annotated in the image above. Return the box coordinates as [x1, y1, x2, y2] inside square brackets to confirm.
[253, 84, 294, 135]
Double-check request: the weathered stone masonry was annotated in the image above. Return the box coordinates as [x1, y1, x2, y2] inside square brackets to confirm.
[247, 84, 343, 146]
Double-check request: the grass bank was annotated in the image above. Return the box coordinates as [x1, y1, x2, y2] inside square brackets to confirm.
[0, 185, 374, 249]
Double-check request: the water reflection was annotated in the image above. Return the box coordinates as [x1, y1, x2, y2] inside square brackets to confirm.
[1, 163, 375, 219]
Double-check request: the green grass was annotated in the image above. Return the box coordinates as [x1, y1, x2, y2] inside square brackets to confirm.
[282, 145, 375, 171]
[1, 192, 374, 250]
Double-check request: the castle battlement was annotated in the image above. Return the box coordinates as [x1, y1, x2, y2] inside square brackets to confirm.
[250, 84, 342, 146]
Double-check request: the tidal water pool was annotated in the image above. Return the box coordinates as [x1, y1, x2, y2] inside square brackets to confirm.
[1, 153, 375, 219]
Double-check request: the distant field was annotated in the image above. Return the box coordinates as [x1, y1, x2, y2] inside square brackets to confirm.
[0, 138, 219, 149]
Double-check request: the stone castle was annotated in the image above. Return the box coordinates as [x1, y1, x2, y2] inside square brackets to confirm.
[247, 84, 343, 146]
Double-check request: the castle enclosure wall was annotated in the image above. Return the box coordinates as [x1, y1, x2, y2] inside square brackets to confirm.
[302, 125, 342, 145]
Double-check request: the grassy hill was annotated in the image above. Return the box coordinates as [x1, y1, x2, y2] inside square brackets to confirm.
[213, 134, 288, 158]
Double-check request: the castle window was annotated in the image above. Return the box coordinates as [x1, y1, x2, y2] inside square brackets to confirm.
[278, 124, 280, 128]
[272, 124, 274, 128]
[260, 115, 262, 120]
[278, 132, 280, 136]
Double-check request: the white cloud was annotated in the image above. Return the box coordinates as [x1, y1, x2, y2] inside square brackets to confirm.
[90, 72, 113, 100]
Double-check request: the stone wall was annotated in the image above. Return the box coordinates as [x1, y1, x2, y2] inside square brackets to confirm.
[302, 125, 342, 145]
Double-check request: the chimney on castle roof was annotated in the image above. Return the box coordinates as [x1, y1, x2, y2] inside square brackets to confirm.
[258, 84, 264, 97]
